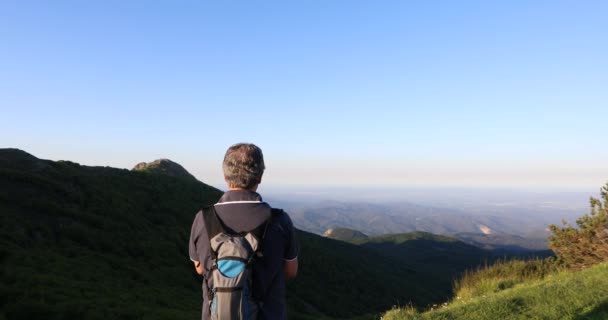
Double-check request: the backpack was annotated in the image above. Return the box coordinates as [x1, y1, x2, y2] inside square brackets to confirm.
[201, 205, 279, 320]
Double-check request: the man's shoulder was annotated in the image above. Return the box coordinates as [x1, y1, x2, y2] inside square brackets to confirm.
[268, 207, 295, 231]
[270, 207, 286, 217]
[191, 209, 204, 227]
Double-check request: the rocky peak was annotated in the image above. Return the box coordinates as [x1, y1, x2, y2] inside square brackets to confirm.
[323, 227, 369, 242]
[132, 159, 196, 180]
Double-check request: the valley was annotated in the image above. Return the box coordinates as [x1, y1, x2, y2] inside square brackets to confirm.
[273, 198, 568, 252]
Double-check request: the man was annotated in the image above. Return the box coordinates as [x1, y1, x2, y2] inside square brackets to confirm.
[189, 143, 299, 320]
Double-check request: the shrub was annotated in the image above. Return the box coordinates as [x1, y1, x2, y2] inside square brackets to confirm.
[549, 182, 608, 269]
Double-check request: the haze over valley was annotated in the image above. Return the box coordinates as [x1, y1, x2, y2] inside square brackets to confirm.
[265, 187, 589, 251]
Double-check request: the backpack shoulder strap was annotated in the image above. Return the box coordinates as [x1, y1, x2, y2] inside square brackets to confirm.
[201, 205, 226, 283]
[256, 208, 283, 238]
[266, 208, 284, 236]
[201, 205, 224, 242]
[247, 207, 283, 253]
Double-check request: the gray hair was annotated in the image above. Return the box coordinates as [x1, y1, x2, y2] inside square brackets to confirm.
[223, 143, 265, 189]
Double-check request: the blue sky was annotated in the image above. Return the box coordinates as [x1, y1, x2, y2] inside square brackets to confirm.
[1, 1, 606, 190]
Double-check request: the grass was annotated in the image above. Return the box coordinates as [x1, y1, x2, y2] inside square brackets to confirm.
[454, 258, 562, 301]
[383, 262, 608, 320]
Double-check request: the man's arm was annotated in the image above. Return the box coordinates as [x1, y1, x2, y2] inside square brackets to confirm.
[189, 211, 205, 276]
[284, 257, 298, 279]
[280, 210, 299, 280]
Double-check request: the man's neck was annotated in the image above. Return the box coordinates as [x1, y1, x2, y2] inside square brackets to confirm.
[228, 186, 258, 192]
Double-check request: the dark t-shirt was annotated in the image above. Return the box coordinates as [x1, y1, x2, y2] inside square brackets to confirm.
[188, 190, 298, 320]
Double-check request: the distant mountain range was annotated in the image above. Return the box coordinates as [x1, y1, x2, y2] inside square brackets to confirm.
[286, 200, 551, 251]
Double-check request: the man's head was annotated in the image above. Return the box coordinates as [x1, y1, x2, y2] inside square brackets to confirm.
[223, 143, 265, 190]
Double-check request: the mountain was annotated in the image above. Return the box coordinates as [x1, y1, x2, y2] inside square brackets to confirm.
[132, 158, 196, 180]
[287, 201, 554, 251]
[292, 228, 547, 319]
[1, 149, 501, 319]
[323, 227, 549, 305]
[288, 201, 481, 236]
[289, 230, 442, 319]
[356, 232, 495, 294]
[0, 148, 222, 320]
[322, 227, 369, 242]
[0, 148, 49, 170]
[360, 232, 487, 264]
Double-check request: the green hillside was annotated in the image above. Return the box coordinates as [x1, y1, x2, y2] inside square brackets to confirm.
[454, 232, 548, 252]
[383, 262, 608, 320]
[1, 149, 489, 319]
[288, 230, 442, 319]
[355, 232, 496, 299]
[0, 149, 223, 320]
[294, 227, 539, 317]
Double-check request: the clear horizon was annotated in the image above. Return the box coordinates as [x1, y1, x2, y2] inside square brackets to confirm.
[4, 146, 603, 195]
[1, 1, 607, 190]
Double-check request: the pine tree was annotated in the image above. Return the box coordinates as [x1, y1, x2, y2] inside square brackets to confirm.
[549, 182, 608, 269]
